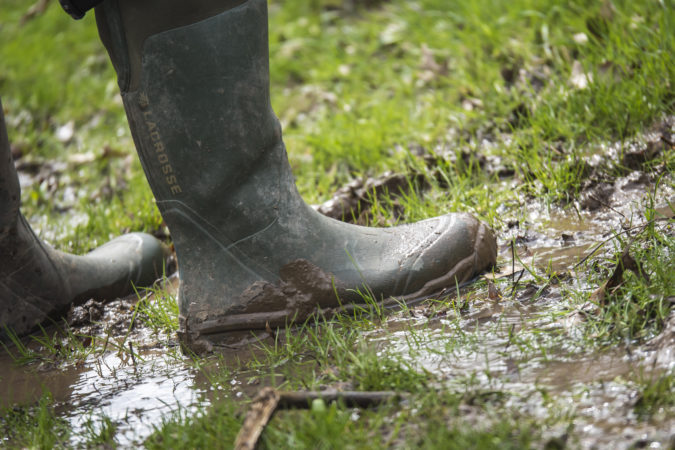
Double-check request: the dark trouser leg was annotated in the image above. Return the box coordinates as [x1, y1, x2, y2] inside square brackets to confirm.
[59, 0, 104, 20]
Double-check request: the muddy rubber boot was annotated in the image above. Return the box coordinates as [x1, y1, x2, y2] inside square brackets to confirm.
[94, 0, 497, 352]
[0, 99, 168, 338]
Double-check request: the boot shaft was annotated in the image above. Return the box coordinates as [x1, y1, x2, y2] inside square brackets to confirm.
[96, 0, 247, 93]
[97, 0, 284, 237]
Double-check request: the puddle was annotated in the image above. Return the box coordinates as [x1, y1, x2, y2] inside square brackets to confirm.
[0, 273, 276, 446]
[0, 281, 206, 446]
[65, 352, 201, 446]
[1, 342, 204, 447]
[365, 180, 675, 448]
[2, 157, 674, 448]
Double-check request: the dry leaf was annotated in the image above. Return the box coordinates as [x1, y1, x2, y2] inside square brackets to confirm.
[590, 249, 641, 306]
[487, 281, 502, 300]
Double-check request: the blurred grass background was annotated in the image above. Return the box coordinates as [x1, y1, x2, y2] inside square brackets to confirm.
[0, 0, 672, 252]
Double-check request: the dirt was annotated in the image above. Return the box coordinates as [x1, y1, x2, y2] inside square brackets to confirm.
[314, 116, 673, 226]
[369, 198, 674, 446]
[2, 120, 674, 447]
[313, 171, 428, 223]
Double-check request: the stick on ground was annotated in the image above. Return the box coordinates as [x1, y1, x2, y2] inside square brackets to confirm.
[234, 388, 401, 450]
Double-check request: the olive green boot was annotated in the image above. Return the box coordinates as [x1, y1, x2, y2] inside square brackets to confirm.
[0, 99, 167, 338]
[95, 0, 497, 352]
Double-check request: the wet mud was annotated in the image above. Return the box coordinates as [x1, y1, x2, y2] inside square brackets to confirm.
[2, 121, 674, 448]
[365, 150, 674, 448]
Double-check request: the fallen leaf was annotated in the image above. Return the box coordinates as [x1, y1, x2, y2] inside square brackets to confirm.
[591, 248, 643, 306]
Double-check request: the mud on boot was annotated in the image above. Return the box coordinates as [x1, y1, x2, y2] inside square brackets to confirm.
[93, 0, 497, 353]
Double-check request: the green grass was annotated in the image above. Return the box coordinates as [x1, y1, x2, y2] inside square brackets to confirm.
[142, 386, 544, 449]
[134, 280, 180, 337]
[79, 413, 119, 448]
[1, 322, 97, 367]
[1, 0, 673, 447]
[2, 0, 672, 248]
[634, 371, 675, 420]
[0, 392, 120, 449]
[144, 402, 241, 450]
[0, 392, 70, 449]
[577, 216, 674, 344]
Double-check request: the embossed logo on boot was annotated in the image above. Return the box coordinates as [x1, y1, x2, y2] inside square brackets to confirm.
[140, 96, 182, 195]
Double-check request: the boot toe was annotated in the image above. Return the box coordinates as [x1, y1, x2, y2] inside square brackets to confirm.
[86, 232, 169, 287]
[394, 212, 497, 300]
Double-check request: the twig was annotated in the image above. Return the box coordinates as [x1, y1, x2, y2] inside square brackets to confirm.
[587, 193, 626, 220]
[511, 239, 516, 285]
[509, 269, 525, 299]
[234, 388, 401, 450]
[276, 389, 401, 409]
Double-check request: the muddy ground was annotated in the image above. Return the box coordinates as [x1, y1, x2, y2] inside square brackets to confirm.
[1, 121, 673, 448]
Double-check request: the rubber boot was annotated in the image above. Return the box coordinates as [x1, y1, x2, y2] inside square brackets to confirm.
[95, 0, 497, 352]
[0, 99, 167, 338]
